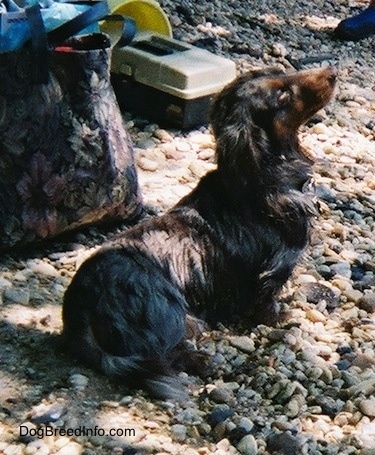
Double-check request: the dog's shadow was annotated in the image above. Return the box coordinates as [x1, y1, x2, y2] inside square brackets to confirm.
[0, 319, 159, 454]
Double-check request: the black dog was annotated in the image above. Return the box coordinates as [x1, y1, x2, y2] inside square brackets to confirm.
[62, 67, 336, 398]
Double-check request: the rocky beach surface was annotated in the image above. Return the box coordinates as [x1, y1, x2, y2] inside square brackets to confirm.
[1, 0, 375, 454]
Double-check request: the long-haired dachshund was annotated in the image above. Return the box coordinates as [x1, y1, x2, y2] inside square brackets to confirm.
[62, 66, 336, 399]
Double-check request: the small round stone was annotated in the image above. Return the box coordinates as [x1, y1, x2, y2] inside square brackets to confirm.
[237, 434, 258, 455]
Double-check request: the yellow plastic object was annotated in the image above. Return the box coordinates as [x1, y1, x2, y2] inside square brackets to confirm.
[107, 0, 172, 37]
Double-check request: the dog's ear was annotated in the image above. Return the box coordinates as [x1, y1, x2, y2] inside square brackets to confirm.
[276, 88, 292, 108]
[210, 78, 270, 183]
[210, 73, 258, 138]
[244, 67, 291, 111]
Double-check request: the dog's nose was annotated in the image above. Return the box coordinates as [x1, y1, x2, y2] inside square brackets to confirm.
[327, 68, 338, 85]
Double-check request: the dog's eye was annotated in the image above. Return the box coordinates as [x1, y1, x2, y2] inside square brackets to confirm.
[277, 89, 291, 107]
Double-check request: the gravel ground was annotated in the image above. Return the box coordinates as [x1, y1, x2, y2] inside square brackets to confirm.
[1, 1, 375, 454]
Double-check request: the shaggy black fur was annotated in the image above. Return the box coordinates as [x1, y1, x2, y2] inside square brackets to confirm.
[62, 66, 336, 399]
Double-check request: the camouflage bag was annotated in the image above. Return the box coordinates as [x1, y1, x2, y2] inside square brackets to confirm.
[0, 15, 143, 249]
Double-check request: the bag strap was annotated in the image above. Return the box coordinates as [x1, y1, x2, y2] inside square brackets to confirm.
[100, 14, 137, 47]
[25, 4, 49, 84]
[47, 0, 110, 45]
[26, 1, 110, 83]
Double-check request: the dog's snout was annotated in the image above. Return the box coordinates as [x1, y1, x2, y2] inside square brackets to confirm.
[323, 66, 337, 86]
[287, 66, 337, 89]
[326, 68, 338, 85]
[315, 66, 337, 86]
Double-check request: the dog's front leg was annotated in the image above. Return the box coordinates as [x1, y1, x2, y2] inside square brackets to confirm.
[254, 248, 300, 325]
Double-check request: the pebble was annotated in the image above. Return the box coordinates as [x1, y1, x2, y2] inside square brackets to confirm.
[343, 288, 364, 303]
[187, 133, 213, 147]
[209, 385, 235, 404]
[170, 424, 188, 442]
[331, 277, 352, 292]
[267, 432, 304, 455]
[188, 161, 212, 178]
[31, 403, 66, 424]
[295, 274, 316, 285]
[359, 399, 375, 418]
[228, 336, 255, 354]
[312, 123, 331, 135]
[27, 260, 59, 277]
[198, 149, 215, 160]
[236, 434, 258, 455]
[137, 156, 159, 171]
[25, 440, 50, 455]
[154, 129, 174, 142]
[175, 140, 192, 153]
[270, 42, 287, 57]
[206, 405, 235, 427]
[3, 287, 30, 305]
[0, 277, 12, 290]
[55, 442, 82, 455]
[329, 262, 352, 279]
[348, 379, 375, 397]
[164, 148, 185, 160]
[300, 282, 339, 306]
[358, 293, 375, 313]
[13, 270, 30, 281]
[175, 408, 203, 425]
[69, 374, 89, 391]
[360, 422, 375, 449]
[215, 438, 235, 453]
[3, 446, 23, 455]
[306, 309, 326, 323]
[211, 421, 227, 441]
[236, 417, 254, 433]
[315, 396, 344, 416]
[135, 137, 158, 150]
[286, 396, 305, 418]
[352, 353, 375, 370]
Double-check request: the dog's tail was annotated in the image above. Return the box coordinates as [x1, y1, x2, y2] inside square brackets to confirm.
[102, 349, 193, 401]
[62, 324, 194, 400]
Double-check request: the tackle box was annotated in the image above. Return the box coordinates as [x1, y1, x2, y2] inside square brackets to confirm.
[110, 32, 237, 129]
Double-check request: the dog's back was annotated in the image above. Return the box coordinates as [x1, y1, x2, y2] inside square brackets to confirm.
[62, 66, 336, 398]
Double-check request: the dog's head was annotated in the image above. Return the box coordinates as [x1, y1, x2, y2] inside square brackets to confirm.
[211, 66, 336, 186]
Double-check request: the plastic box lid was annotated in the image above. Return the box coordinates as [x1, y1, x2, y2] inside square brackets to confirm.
[111, 32, 237, 100]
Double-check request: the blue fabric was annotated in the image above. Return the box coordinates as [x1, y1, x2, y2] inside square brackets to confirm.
[335, 6, 375, 40]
